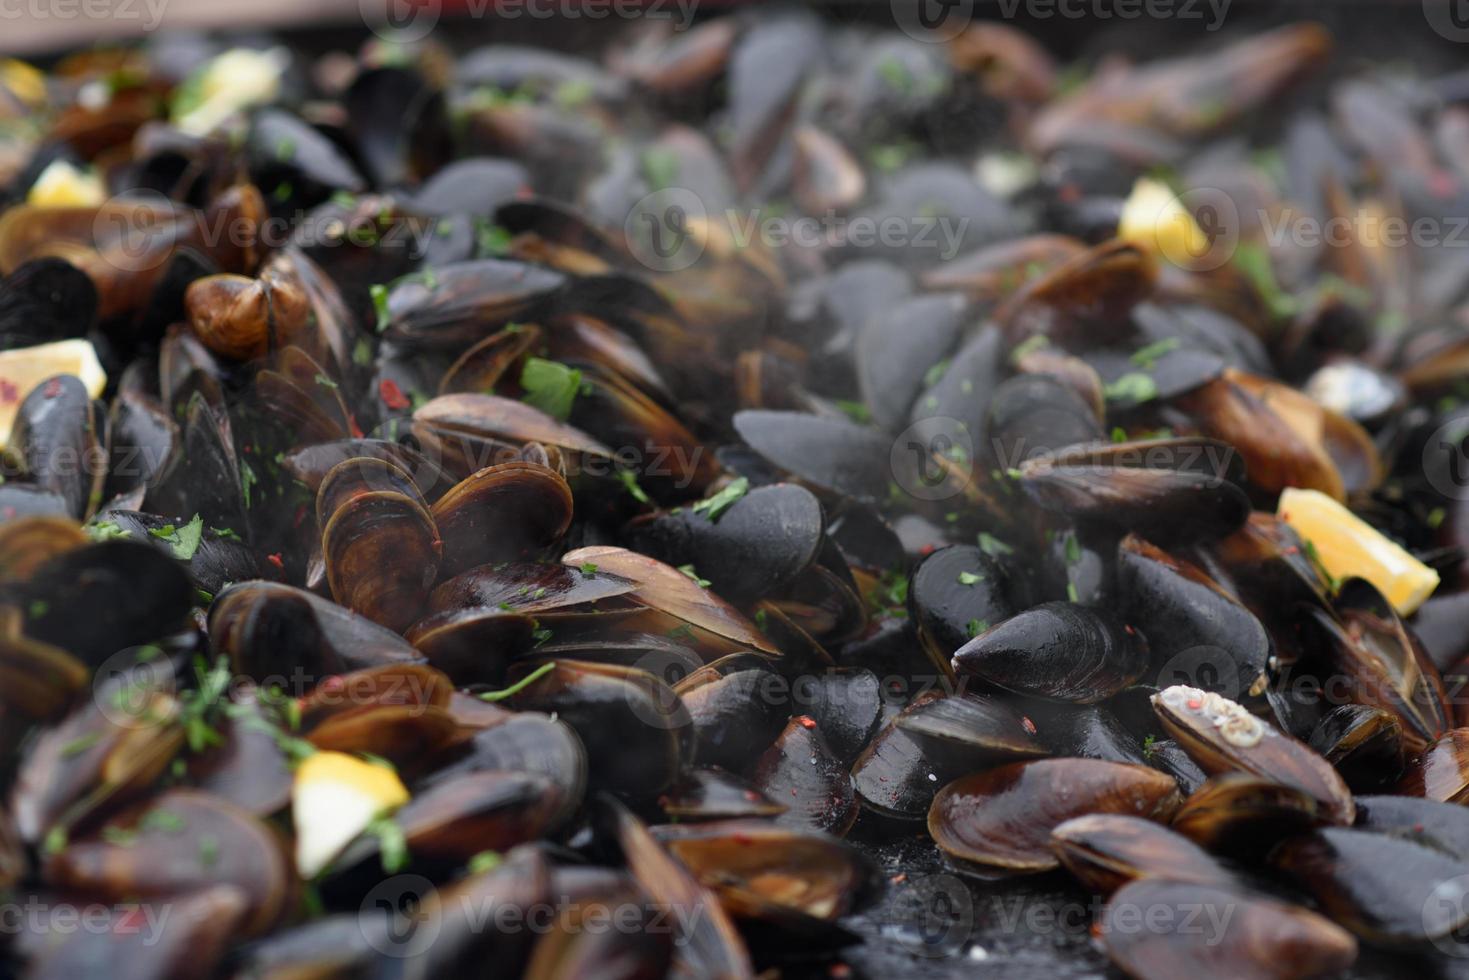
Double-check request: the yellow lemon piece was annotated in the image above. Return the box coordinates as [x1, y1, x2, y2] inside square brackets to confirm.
[26, 160, 106, 208]
[1, 59, 46, 108]
[1277, 487, 1440, 615]
[174, 47, 288, 137]
[0, 340, 107, 449]
[1118, 177, 1210, 270]
[292, 750, 408, 878]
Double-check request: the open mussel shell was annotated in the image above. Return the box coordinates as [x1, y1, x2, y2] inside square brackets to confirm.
[1118, 534, 1270, 701]
[318, 456, 442, 632]
[561, 546, 777, 655]
[44, 790, 294, 938]
[927, 758, 1181, 873]
[411, 393, 614, 478]
[1050, 813, 1235, 896]
[1396, 728, 1469, 803]
[850, 692, 975, 821]
[429, 461, 572, 578]
[1308, 704, 1404, 792]
[1304, 577, 1451, 755]
[1015, 456, 1250, 546]
[627, 482, 824, 604]
[1099, 879, 1357, 980]
[1153, 685, 1355, 824]
[1170, 773, 1322, 860]
[1274, 826, 1469, 946]
[953, 602, 1148, 703]
[650, 819, 882, 927]
[752, 717, 856, 836]
[506, 659, 692, 802]
[4, 373, 106, 519]
[210, 580, 423, 681]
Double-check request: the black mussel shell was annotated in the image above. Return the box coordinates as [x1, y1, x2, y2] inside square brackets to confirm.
[953, 602, 1148, 703]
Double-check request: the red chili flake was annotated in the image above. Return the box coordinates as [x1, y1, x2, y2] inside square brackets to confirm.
[1187, 697, 1203, 710]
[890, 873, 907, 884]
[829, 965, 851, 979]
[918, 543, 937, 556]
[1283, 545, 1300, 555]
[319, 675, 345, 694]
[42, 377, 62, 398]
[347, 413, 364, 438]
[0, 379, 18, 404]
[1021, 715, 1037, 735]
[266, 552, 285, 570]
[1123, 624, 1135, 636]
[378, 378, 410, 410]
[796, 716, 817, 729]
[292, 504, 308, 529]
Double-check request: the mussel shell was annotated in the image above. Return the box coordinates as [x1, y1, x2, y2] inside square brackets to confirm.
[928, 758, 1181, 872]
[1153, 685, 1355, 824]
[1169, 773, 1322, 860]
[952, 602, 1148, 703]
[732, 409, 895, 503]
[1051, 813, 1234, 895]
[1100, 879, 1357, 980]
[507, 659, 691, 802]
[909, 545, 1017, 671]
[752, 717, 856, 836]
[677, 667, 788, 772]
[1355, 794, 1469, 858]
[1396, 728, 1469, 803]
[1016, 460, 1250, 545]
[1119, 535, 1270, 701]
[660, 768, 787, 821]
[1274, 827, 1469, 945]
[983, 373, 1102, 469]
[430, 461, 572, 578]
[627, 483, 823, 604]
[44, 790, 293, 938]
[418, 712, 586, 828]
[382, 259, 566, 351]
[895, 692, 1048, 767]
[792, 668, 883, 765]
[5, 373, 105, 519]
[1308, 704, 1404, 791]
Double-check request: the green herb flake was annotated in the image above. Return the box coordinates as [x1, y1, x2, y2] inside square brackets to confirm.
[1066, 581, 1080, 603]
[1129, 337, 1180, 369]
[691, 477, 749, 523]
[965, 618, 989, 639]
[198, 833, 221, 869]
[367, 817, 410, 874]
[978, 532, 1013, 557]
[957, 570, 982, 586]
[678, 564, 712, 588]
[641, 146, 680, 192]
[370, 283, 392, 334]
[578, 562, 598, 578]
[519, 357, 582, 421]
[617, 468, 651, 504]
[834, 399, 872, 424]
[150, 513, 205, 561]
[479, 661, 556, 703]
[1102, 372, 1159, 405]
[1064, 533, 1081, 564]
[86, 520, 131, 541]
[42, 826, 67, 855]
[139, 809, 186, 834]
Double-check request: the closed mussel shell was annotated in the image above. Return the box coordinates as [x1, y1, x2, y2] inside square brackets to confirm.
[1170, 773, 1322, 859]
[952, 602, 1148, 703]
[1050, 813, 1234, 895]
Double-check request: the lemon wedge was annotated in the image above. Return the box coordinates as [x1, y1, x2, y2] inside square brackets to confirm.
[173, 47, 288, 138]
[1, 59, 46, 109]
[1277, 487, 1439, 615]
[1118, 177, 1211, 270]
[292, 751, 408, 878]
[27, 160, 105, 208]
[0, 340, 107, 449]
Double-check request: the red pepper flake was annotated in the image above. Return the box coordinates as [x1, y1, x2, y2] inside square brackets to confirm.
[0, 379, 18, 404]
[379, 378, 410, 410]
[292, 504, 308, 529]
[114, 906, 148, 934]
[319, 675, 345, 694]
[347, 413, 364, 438]
[266, 552, 285, 570]
[796, 715, 817, 729]
[1123, 624, 1135, 636]
[43, 377, 62, 398]
[918, 543, 937, 556]
[829, 965, 851, 979]
[1187, 697, 1203, 710]
[890, 873, 907, 884]
[1021, 715, 1037, 735]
